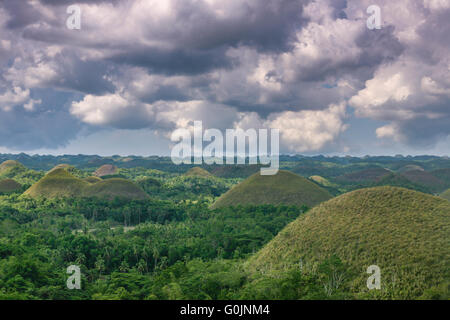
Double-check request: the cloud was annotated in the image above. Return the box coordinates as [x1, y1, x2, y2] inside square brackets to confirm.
[0, 0, 448, 153]
[235, 102, 348, 152]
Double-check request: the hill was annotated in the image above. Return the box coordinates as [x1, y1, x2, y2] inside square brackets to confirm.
[211, 170, 332, 209]
[0, 160, 26, 176]
[309, 175, 334, 187]
[94, 164, 118, 177]
[440, 189, 450, 201]
[211, 165, 262, 178]
[184, 167, 213, 177]
[430, 168, 450, 188]
[85, 178, 149, 200]
[248, 187, 450, 299]
[397, 164, 424, 173]
[373, 173, 432, 194]
[24, 168, 88, 198]
[335, 167, 391, 183]
[400, 170, 446, 193]
[84, 176, 103, 183]
[0, 179, 22, 193]
[24, 168, 148, 200]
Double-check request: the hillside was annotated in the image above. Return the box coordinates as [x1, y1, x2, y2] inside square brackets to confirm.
[0, 179, 22, 193]
[211, 165, 262, 178]
[373, 173, 432, 194]
[397, 164, 424, 173]
[400, 170, 446, 193]
[0, 160, 26, 176]
[335, 167, 391, 183]
[248, 187, 450, 299]
[183, 167, 212, 177]
[85, 178, 149, 200]
[84, 176, 103, 183]
[24, 168, 148, 200]
[440, 189, 450, 201]
[430, 168, 450, 189]
[211, 170, 332, 209]
[94, 164, 118, 177]
[24, 168, 88, 198]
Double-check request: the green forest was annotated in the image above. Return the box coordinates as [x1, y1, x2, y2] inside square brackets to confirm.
[0, 154, 448, 300]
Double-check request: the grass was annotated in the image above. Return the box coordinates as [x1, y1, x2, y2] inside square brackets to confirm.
[24, 168, 148, 200]
[211, 170, 332, 209]
[247, 186, 450, 299]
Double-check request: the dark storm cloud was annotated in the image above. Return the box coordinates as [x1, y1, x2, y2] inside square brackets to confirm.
[2, 0, 43, 29]
[49, 52, 116, 94]
[40, 0, 120, 5]
[109, 46, 236, 76]
[164, 0, 310, 52]
[355, 25, 405, 69]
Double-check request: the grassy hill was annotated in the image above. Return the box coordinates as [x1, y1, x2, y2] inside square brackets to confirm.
[309, 175, 334, 187]
[184, 167, 213, 177]
[0, 179, 22, 193]
[94, 164, 118, 177]
[24, 168, 148, 200]
[24, 168, 88, 198]
[400, 170, 446, 193]
[84, 176, 103, 183]
[85, 178, 149, 200]
[373, 173, 432, 194]
[0, 160, 26, 176]
[430, 168, 450, 189]
[397, 164, 424, 173]
[440, 189, 450, 201]
[247, 187, 450, 299]
[335, 167, 391, 183]
[211, 170, 332, 209]
[211, 165, 262, 178]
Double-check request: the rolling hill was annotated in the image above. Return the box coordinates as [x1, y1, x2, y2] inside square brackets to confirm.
[183, 167, 213, 177]
[397, 164, 424, 173]
[335, 167, 391, 183]
[84, 176, 103, 183]
[248, 187, 450, 299]
[430, 168, 450, 189]
[24, 168, 148, 200]
[85, 178, 149, 200]
[211, 165, 262, 178]
[373, 173, 432, 194]
[94, 164, 118, 177]
[0, 179, 22, 193]
[400, 170, 446, 193]
[0, 160, 26, 176]
[440, 189, 450, 201]
[211, 170, 332, 209]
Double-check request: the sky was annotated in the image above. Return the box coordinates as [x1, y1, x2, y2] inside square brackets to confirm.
[0, 0, 449, 156]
